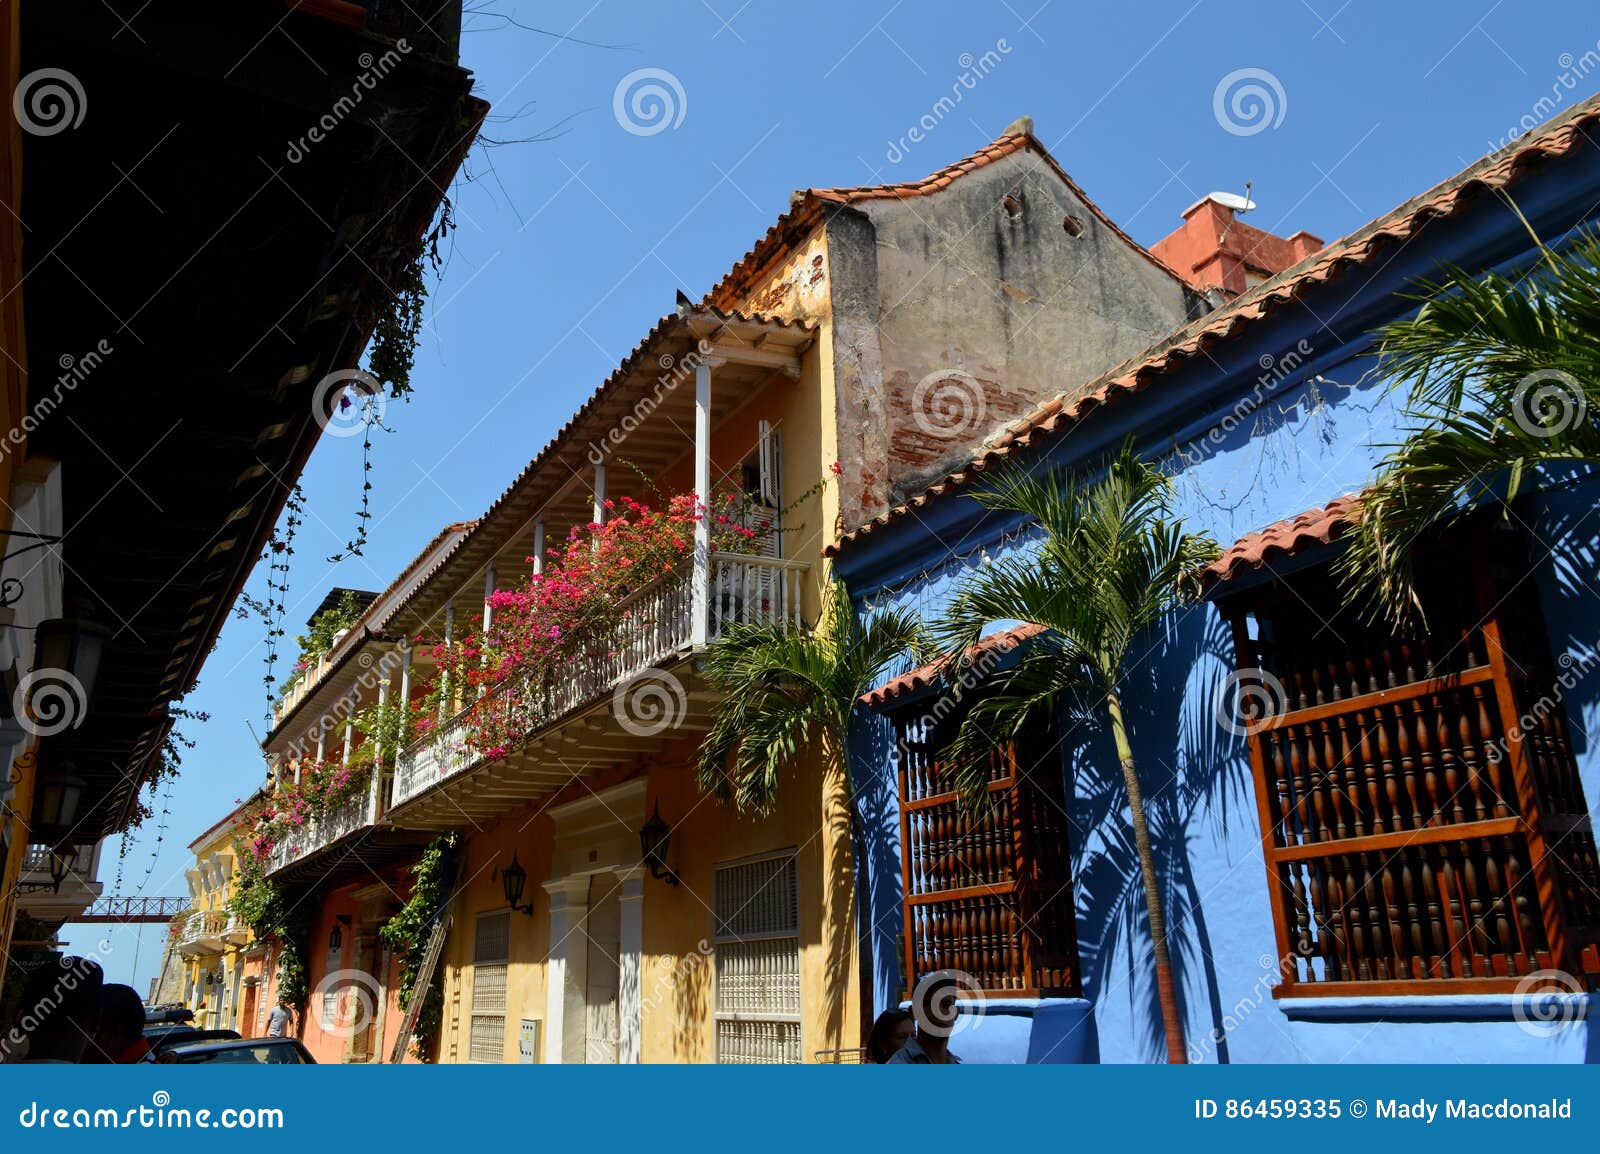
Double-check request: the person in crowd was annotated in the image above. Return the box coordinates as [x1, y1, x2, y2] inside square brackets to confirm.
[265, 993, 296, 1038]
[887, 976, 963, 1065]
[1, 955, 104, 1063]
[867, 1009, 915, 1063]
[85, 983, 151, 1063]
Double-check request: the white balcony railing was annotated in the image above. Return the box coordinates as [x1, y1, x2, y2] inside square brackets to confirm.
[391, 552, 809, 809]
[265, 782, 380, 876]
[178, 911, 228, 954]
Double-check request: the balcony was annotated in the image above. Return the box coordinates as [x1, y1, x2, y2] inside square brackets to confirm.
[391, 552, 809, 822]
[178, 911, 228, 956]
[222, 913, 252, 946]
[265, 783, 380, 877]
[16, 841, 104, 924]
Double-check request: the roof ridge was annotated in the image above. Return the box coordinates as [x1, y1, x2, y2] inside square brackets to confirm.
[827, 92, 1600, 557]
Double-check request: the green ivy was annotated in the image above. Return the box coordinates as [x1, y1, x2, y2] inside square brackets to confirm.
[379, 835, 456, 1061]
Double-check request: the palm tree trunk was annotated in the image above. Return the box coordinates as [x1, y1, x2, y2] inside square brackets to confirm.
[847, 804, 877, 1052]
[1105, 689, 1188, 1064]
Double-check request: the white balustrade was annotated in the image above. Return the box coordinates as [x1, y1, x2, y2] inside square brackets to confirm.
[264, 776, 382, 876]
[391, 553, 810, 809]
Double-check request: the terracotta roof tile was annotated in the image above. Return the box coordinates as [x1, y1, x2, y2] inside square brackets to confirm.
[861, 622, 1047, 708]
[826, 93, 1600, 558]
[1200, 495, 1363, 590]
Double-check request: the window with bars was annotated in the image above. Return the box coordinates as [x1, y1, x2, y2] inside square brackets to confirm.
[1220, 535, 1600, 995]
[468, 911, 510, 1063]
[894, 711, 1080, 999]
[713, 851, 801, 1064]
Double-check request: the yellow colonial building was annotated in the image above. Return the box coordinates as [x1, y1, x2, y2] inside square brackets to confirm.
[175, 806, 255, 1031]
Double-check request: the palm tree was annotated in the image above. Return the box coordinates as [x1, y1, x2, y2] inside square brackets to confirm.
[933, 444, 1219, 1064]
[695, 578, 926, 1047]
[1337, 225, 1600, 623]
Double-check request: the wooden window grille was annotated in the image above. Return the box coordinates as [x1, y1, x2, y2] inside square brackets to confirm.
[713, 850, 801, 1063]
[1221, 535, 1600, 996]
[895, 711, 1080, 998]
[468, 911, 510, 1062]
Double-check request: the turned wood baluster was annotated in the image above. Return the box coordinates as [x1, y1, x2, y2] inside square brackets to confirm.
[1342, 854, 1369, 980]
[1420, 849, 1447, 978]
[1473, 684, 1514, 818]
[1331, 713, 1364, 838]
[1479, 846, 1514, 974]
[1455, 843, 1490, 978]
[1360, 853, 1390, 980]
[1447, 690, 1484, 822]
[1411, 698, 1441, 826]
[1267, 730, 1296, 846]
[1400, 858, 1427, 978]
[1394, 703, 1422, 829]
[1434, 844, 1463, 978]
[1379, 856, 1409, 979]
[1288, 863, 1315, 967]
[1505, 846, 1544, 973]
[1376, 708, 1402, 832]
[1303, 723, 1336, 841]
[1313, 863, 1345, 981]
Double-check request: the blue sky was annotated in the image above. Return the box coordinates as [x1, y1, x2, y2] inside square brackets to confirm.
[64, 0, 1600, 989]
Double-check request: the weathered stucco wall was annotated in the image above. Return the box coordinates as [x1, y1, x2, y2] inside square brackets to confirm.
[825, 149, 1194, 528]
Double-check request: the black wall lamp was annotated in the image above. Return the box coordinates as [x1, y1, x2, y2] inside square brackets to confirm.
[639, 804, 679, 886]
[328, 921, 343, 953]
[500, 852, 535, 916]
[16, 842, 78, 894]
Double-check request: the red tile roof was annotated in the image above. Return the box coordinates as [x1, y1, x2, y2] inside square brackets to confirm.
[826, 93, 1600, 558]
[861, 622, 1047, 708]
[707, 124, 1183, 310]
[1200, 495, 1363, 590]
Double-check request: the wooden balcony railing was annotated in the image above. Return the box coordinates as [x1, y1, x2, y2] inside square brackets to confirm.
[392, 552, 809, 809]
[897, 717, 1080, 999]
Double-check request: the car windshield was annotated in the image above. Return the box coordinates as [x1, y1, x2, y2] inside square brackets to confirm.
[175, 1043, 306, 1064]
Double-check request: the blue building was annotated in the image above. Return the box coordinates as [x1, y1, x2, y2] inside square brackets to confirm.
[832, 95, 1600, 1064]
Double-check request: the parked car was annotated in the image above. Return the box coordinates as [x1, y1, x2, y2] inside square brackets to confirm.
[142, 1005, 194, 1025]
[142, 1028, 239, 1059]
[141, 1023, 208, 1046]
[151, 1037, 316, 1064]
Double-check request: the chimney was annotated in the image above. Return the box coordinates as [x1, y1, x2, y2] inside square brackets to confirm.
[1150, 193, 1323, 299]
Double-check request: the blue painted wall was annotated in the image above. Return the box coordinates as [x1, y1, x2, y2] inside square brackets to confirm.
[838, 139, 1600, 1063]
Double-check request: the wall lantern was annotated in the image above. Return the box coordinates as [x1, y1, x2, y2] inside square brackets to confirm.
[16, 841, 77, 894]
[501, 852, 535, 916]
[327, 923, 343, 953]
[33, 768, 85, 842]
[639, 804, 679, 886]
[33, 609, 111, 702]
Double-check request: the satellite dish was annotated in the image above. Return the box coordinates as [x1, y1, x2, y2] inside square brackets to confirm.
[1207, 190, 1256, 213]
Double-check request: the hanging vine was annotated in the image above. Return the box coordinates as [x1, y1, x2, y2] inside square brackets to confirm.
[326, 397, 386, 564]
[379, 834, 457, 1061]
